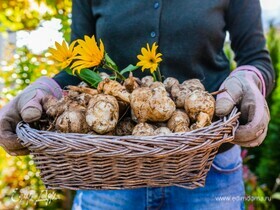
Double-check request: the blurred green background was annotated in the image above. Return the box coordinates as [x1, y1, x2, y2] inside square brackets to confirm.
[0, 0, 280, 209]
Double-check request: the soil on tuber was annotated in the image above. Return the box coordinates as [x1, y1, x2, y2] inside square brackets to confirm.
[132, 123, 155, 136]
[86, 94, 119, 134]
[167, 109, 190, 133]
[38, 77, 218, 137]
[97, 78, 130, 103]
[130, 85, 176, 123]
[184, 89, 215, 129]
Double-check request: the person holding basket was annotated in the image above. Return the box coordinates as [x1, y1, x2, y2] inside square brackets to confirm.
[0, 0, 275, 209]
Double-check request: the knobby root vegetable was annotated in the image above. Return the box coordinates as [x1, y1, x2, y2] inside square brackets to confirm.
[181, 79, 205, 92]
[75, 93, 93, 107]
[163, 77, 179, 93]
[167, 109, 190, 133]
[67, 85, 98, 96]
[130, 87, 152, 122]
[141, 76, 154, 87]
[184, 89, 215, 129]
[86, 94, 119, 134]
[55, 103, 89, 133]
[132, 122, 154, 136]
[154, 127, 172, 135]
[115, 117, 136, 136]
[148, 86, 176, 122]
[67, 90, 80, 98]
[97, 78, 130, 103]
[41, 77, 216, 135]
[123, 72, 141, 93]
[99, 72, 110, 80]
[149, 81, 165, 89]
[66, 86, 98, 106]
[42, 94, 67, 117]
[130, 86, 176, 122]
[171, 79, 205, 108]
[42, 95, 58, 114]
[171, 84, 191, 108]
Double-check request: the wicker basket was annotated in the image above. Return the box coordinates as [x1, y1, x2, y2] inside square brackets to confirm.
[16, 108, 240, 190]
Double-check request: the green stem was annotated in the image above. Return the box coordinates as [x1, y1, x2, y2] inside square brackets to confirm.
[152, 72, 157, 81]
[156, 67, 162, 82]
[103, 63, 126, 81]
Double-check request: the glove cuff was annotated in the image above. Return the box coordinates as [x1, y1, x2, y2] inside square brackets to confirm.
[31, 76, 63, 99]
[231, 65, 266, 97]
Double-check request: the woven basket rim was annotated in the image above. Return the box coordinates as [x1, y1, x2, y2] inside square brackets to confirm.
[16, 108, 240, 157]
[16, 108, 240, 156]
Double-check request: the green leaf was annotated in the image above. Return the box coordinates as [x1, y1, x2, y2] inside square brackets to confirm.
[120, 64, 139, 75]
[272, 193, 280, 200]
[64, 67, 73, 75]
[78, 69, 102, 88]
[109, 76, 117, 80]
[105, 53, 118, 71]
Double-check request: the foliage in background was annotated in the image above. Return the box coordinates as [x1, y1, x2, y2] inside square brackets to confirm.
[223, 42, 236, 71]
[0, 0, 72, 209]
[0, 45, 58, 101]
[255, 24, 280, 204]
[224, 24, 280, 210]
[0, 148, 63, 210]
[242, 148, 280, 210]
[247, 24, 280, 175]
[0, 0, 71, 41]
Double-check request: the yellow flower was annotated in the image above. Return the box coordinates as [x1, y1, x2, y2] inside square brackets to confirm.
[136, 42, 162, 73]
[49, 41, 77, 69]
[71, 35, 105, 74]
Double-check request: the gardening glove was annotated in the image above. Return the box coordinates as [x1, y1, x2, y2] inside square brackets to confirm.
[215, 65, 270, 147]
[0, 77, 62, 156]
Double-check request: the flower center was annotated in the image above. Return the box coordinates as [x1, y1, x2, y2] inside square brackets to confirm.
[149, 58, 156, 64]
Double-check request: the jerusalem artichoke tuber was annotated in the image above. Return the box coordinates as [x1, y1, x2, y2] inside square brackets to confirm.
[184, 89, 215, 129]
[86, 94, 119, 134]
[97, 78, 130, 103]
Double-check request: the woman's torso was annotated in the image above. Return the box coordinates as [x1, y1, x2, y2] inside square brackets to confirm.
[85, 0, 231, 91]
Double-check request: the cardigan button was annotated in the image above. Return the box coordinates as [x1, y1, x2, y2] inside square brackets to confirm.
[154, 2, 159, 9]
[150, 31, 156, 38]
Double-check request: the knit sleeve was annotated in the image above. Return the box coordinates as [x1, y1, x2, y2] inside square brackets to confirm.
[226, 0, 275, 95]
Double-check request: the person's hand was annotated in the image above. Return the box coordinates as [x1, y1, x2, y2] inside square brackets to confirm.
[0, 77, 62, 156]
[215, 66, 270, 147]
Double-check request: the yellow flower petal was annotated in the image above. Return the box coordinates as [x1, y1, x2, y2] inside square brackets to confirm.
[49, 40, 78, 69]
[141, 47, 149, 57]
[151, 42, 158, 55]
[156, 58, 162, 62]
[71, 35, 104, 70]
[155, 53, 162, 58]
[99, 39, 105, 56]
[146, 43, 151, 52]
[77, 40, 92, 56]
[69, 41, 77, 53]
[136, 42, 162, 74]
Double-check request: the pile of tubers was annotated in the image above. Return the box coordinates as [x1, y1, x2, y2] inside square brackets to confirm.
[41, 74, 216, 136]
